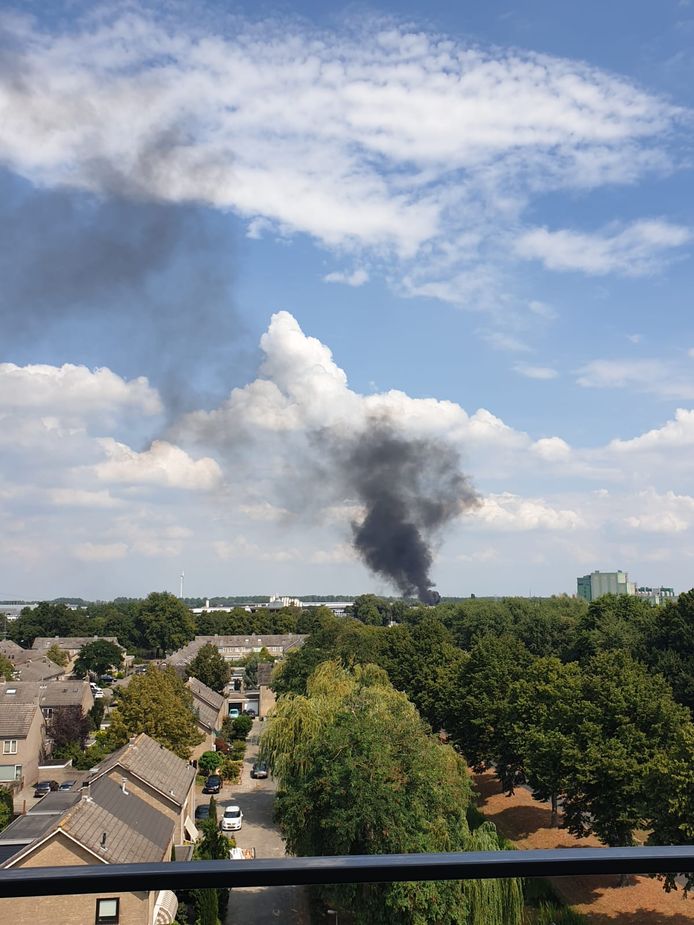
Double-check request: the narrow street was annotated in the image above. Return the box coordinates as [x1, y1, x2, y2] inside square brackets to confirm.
[208, 721, 310, 925]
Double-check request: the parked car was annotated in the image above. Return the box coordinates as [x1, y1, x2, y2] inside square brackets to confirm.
[89, 682, 104, 698]
[99, 674, 116, 684]
[203, 774, 222, 794]
[250, 761, 268, 779]
[195, 804, 211, 821]
[34, 780, 59, 798]
[228, 708, 240, 719]
[220, 805, 243, 832]
[243, 708, 257, 718]
[58, 780, 77, 791]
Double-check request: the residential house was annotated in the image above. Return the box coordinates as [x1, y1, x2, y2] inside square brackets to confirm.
[31, 636, 131, 673]
[0, 692, 45, 788]
[167, 634, 306, 673]
[0, 769, 182, 924]
[0, 680, 94, 723]
[0, 642, 64, 682]
[89, 732, 197, 844]
[185, 676, 227, 758]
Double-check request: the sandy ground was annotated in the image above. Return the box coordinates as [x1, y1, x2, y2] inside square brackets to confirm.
[473, 770, 694, 924]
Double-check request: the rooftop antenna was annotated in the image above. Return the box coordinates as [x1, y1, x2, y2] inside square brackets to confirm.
[179, 571, 185, 599]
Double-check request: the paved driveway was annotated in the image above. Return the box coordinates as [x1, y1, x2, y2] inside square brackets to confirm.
[208, 722, 310, 925]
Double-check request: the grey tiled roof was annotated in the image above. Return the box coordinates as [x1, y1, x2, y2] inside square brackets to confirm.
[94, 733, 195, 807]
[0, 641, 29, 662]
[167, 634, 307, 667]
[59, 776, 174, 864]
[13, 659, 63, 682]
[0, 680, 90, 708]
[32, 636, 121, 652]
[186, 676, 225, 712]
[192, 699, 219, 732]
[0, 703, 40, 737]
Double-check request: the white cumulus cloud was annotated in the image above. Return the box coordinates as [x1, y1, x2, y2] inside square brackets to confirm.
[93, 439, 222, 491]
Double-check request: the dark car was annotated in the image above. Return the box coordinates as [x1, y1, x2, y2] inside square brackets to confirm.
[99, 674, 116, 684]
[251, 761, 268, 779]
[58, 780, 77, 791]
[34, 780, 59, 798]
[195, 804, 211, 821]
[243, 708, 257, 718]
[203, 774, 222, 794]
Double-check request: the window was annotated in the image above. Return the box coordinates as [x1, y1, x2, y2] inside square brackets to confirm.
[95, 898, 119, 925]
[2, 740, 17, 755]
[43, 707, 53, 719]
[14, 765, 21, 781]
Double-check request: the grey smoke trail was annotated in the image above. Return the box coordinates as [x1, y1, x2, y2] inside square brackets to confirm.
[336, 418, 479, 603]
[0, 169, 242, 413]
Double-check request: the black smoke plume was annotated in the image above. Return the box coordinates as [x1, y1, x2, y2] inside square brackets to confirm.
[335, 417, 479, 603]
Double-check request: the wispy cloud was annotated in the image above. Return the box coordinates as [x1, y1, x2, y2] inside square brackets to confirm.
[0, 5, 685, 341]
[323, 268, 369, 287]
[577, 357, 694, 399]
[515, 220, 691, 276]
[514, 363, 558, 380]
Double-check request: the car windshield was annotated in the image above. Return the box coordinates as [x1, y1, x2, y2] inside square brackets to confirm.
[225, 808, 241, 817]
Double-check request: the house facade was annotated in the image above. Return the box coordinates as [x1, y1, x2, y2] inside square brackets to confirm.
[0, 771, 181, 924]
[0, 694, 45, 788]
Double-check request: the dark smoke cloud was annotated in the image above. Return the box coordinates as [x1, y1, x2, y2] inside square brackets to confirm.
[0, 169, 243, 412]
[332, 417, 479, 603]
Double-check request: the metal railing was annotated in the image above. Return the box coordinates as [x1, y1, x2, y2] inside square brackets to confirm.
[0, 846, 692, 898]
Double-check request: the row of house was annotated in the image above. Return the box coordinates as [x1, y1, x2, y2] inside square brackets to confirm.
[167, 634, 306, 719]
[0, 732, 197, 925]
[0, 681, 94, 789]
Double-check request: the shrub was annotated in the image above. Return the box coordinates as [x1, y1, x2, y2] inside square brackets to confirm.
[214, 737, 229, 753]
[198, 751, 222, 775]
[218, 757, 243, 783]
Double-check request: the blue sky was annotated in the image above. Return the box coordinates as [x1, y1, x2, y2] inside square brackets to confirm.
[1, 0, 694, 599]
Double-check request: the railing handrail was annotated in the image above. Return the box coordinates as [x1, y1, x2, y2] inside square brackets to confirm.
[0, 846, 692, 897]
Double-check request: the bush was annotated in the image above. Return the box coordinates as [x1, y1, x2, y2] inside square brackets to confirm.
[214, 737, 229, 753]
[218, 757, 243, 783]
[198, 751, 222, 775]
[229, 740, 246, 760]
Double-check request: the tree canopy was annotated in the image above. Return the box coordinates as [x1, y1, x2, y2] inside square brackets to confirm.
[113, 666, 203, 759]
[262, 661, 522, 925]
[134, 592, 196, 656]
[74, 639, 123, 678]
[187, 643, 230, 693]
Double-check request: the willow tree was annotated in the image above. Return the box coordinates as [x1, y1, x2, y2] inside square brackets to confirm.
[262, 661, 522, 925]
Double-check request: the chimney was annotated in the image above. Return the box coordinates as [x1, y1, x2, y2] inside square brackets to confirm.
[121, 776, 128, 795]
[82, 781, 92, 803]
[100, 832, 107, 849]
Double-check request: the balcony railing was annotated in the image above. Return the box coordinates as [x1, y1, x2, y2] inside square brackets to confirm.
[0, 846, 692, 898]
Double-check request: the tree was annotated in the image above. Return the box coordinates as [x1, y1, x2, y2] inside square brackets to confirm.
[45, 644, 68, 668]
[0, 654, 14, 682]
[647, 720, 694, 891]
[501, 658, 584, 822]
[643, 589, 694, 712]
[0, 787, 14, 832]
[242, 647, 274, 689]
[89, 698, 105, 730]
[444, 634, 532, 773]
[134, 592, 196, 656]
[562, 651, 689, 853]
[263, 661, 522, 925]
[193, 887, 220, 925]
[49, 706, 92, 754]
[74, 640, 123, 678]
[198, 751, 222, 775]
[9, 601, 90, 646]
[114, 666, 203, 759]
[187, 643, 230, 694]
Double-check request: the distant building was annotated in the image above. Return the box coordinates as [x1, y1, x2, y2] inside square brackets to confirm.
[577, 570, 636, 602]
[635, 586, 676, 606]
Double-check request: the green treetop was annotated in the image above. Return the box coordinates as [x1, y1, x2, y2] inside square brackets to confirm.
[114, 665, 203, 759]
[74, 640, 123, 678]
[45, 644, 69, 668]
[134, 592, 196, 656]
[187, 642, 230, 694]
